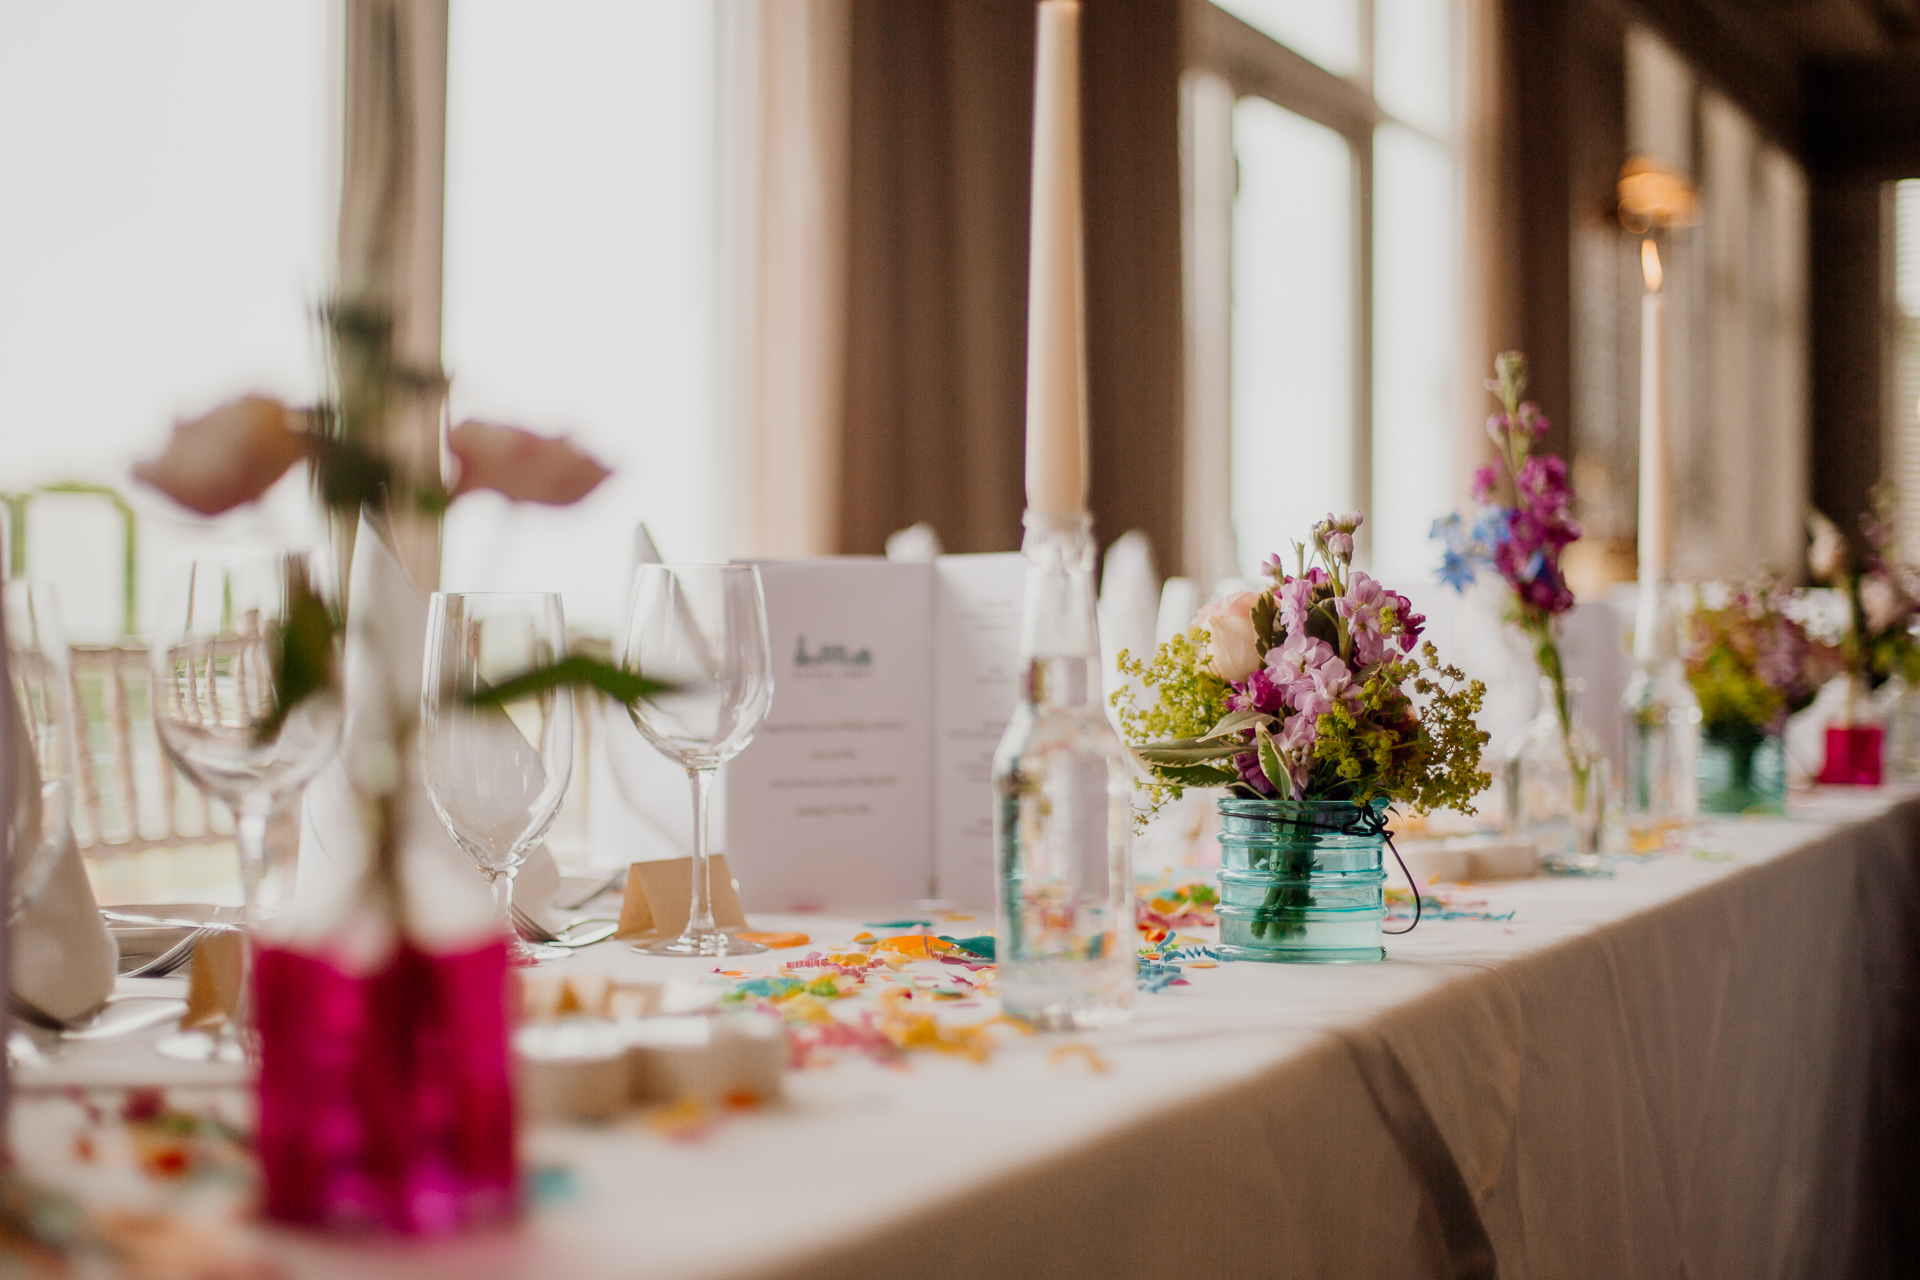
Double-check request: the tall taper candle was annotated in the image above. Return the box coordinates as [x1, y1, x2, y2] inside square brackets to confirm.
[1635, 238, 1669, 659]
[1024, 0, 1089, 519]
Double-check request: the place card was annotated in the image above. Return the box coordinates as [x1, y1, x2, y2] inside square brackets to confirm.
[179, 930, 243, 1030]
[930, 554, 1024, 907]
[614, 854, 748, 940]
[719, 554, 1025, 911]
[722, 560, 935, 909]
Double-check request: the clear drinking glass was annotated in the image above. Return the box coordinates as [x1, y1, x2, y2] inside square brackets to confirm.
[150, 550, 344, 1060]
[422, 592, 575, 964]
[5, 581, 78, 920]
[620, 565, 773, 957]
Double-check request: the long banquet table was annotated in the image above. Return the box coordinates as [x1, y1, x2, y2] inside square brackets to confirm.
[17, 790, 1920, 1278]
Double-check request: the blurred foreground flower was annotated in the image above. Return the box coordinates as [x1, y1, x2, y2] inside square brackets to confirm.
[134, 397, 610, 516]
[447, 421, 610, 505]
[132, 397, 309, 516]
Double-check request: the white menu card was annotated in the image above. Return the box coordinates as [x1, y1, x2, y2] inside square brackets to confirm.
[721, 554, 1025, 911]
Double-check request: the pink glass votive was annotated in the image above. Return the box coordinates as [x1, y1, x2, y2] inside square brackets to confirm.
[1817, 723, 1884, 787]
[254, 937, 517, 1234]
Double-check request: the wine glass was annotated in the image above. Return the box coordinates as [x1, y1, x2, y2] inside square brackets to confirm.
[150, 549, 344, 1061]
[620, 565, 773, 957]
[4, 581, 78, 921]
[421, 592, 574, 964]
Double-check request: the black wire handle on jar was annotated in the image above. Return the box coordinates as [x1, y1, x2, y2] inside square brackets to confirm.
[1284, 804, 1421, 937]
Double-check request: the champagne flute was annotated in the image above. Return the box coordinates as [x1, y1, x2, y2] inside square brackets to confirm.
[421, 592, 574, 965]
[4, 581, 77, 921]
[150, 550, 344, 1061]
[620, 565, 773, 957]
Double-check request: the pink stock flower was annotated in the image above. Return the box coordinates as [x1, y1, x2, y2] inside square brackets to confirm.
[134, 396, 310, 516]
[448, 421, 611, 505]
[1336, 572, 1392, 665]
[1471, 464, 1501, 504]
[1275, 569, 1329, 638]
[1263, 632, 1333, 712]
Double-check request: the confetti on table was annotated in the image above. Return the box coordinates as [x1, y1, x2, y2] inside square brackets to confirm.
[736, 931, 811, 949]
[1047, 1044, 1110, 1074]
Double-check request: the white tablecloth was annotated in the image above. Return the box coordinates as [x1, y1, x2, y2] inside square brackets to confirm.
[19, 790, 1920, 1279]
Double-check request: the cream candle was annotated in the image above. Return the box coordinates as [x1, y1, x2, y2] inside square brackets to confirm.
[1024, 0, 1088, 519]
[1635, 237, 1669, 660]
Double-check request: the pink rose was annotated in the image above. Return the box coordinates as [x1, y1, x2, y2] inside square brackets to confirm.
[448, 421, 611, 505]
[1193, 590, 1263, 683]
[1861, 571, 1910, 635]
[133, 396, 310, 516]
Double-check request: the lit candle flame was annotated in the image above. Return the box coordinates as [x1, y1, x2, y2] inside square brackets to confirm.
[1641, 239, 1663, 293]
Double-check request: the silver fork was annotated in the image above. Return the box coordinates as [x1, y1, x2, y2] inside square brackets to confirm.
[120, 927, 212, 979]
[510, 905, 619, 949]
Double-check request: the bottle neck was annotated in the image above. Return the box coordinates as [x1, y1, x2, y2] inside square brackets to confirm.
[1633, 577, 1673, 664]
[1018, 510, 1102, 708]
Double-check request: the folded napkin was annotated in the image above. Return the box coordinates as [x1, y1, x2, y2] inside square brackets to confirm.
[588, 522, 697, 865]
[13, 839, 116, 1023]
[1098, 530, 1159, 710]
[293, 516, 532, 951]
[9, 701, 115, 1023]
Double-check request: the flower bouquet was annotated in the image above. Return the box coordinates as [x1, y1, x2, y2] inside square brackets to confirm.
[1807, 491, 1920, 784]
[1114, 514, 1487, 962]
[1432, 352, 1603, 867]
[1683, 579, 1838, 812]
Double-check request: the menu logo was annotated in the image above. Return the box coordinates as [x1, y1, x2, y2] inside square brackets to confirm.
[793, 636, 873, 668]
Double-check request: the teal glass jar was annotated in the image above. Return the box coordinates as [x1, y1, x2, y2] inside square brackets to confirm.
[1216, 797, 1388, 963]
[1697, 729, 1786, 815]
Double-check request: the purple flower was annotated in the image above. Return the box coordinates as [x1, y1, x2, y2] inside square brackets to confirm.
[1264, 632, 1334, 711]
[1276, 574, 1323, 638]
[1337, 571, 1392, 666]
[1471, 464, 1501, 505]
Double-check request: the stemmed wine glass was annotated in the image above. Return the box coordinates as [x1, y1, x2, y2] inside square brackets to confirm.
[150, 550, 344, 1061]
[420, 592, 574, 964]
[5, 581, 78, 922]
[620, 565, 773, 957]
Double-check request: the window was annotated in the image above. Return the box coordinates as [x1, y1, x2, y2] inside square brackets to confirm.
[1184, 0, 1458, 590]
[1894, 179, 1920, 562]
[439, 1, 721, 638]
[0, 2, 333, 641]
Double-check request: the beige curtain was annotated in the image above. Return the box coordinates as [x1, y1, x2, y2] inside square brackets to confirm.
[722, 0, 851, 561]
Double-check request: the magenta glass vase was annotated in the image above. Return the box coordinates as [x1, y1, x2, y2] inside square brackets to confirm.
[254, 937, 517, 1233]
[1817, 723, 1884, 787]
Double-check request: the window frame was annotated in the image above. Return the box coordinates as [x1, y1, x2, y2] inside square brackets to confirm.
[1181, 0, 1454, 573]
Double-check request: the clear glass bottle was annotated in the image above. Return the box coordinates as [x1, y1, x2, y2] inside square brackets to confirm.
[993, 512, 1134, 1029]
[1622, 582, 1700, 852]
[1879, 675, 1920, 781]
[1506, 676, 1609, 873]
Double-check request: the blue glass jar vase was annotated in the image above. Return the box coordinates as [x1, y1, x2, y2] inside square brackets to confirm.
[1216, 798, 1388, 963]
[1697, 728, 1786, 815]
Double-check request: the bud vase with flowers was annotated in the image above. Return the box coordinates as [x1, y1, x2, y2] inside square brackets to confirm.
[1431, 352, 1603, 870]
[1806, 490, 1920, 786]
[1682, 578, 1838, 813]
[1113, 514, 1488, 962]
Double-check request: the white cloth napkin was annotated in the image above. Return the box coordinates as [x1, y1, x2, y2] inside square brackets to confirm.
[1098, 530, 1160, 712]
[293, 515, 544, 950]
[8, 700, 115, 1023]
[589, 522, 700, 866]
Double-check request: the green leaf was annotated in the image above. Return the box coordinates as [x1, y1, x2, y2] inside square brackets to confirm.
[1255, 723, 1293, 800]
[1251, 590, 1277, 652]
[254, 567, 339, 746]
[466, 654, 673, 709]
[1147, 762, 1244, 788]
[1201, 708, 1271, 740]
[1134, 738, 1248, 765]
